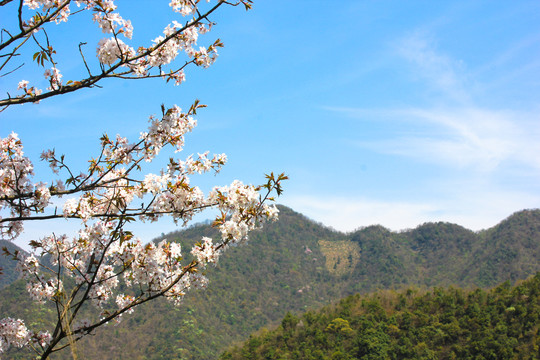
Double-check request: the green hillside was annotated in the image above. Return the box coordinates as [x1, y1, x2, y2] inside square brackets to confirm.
[0, 239, 26, 290]
[222, 273, 540, 359]
[1, 206, 540, 359]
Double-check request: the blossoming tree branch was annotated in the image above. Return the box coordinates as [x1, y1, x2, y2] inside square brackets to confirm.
[0, 0, 287, 358]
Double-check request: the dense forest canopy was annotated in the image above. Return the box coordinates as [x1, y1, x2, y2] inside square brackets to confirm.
[222, 273, 540, 359]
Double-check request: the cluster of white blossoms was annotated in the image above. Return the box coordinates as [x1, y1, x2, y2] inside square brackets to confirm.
[16, 252, 63, 303]
[0, 317, 52, 355]
[0, 318, 30, 354]
[23, 0, 70, 23]
[144, 104, 198, 158]
[170, 0, 198, 17]
[191, 236, 220, 266]
[9, 0, 225, 106]
[96, 38, 135, 66]
[92, 5, 133, 39]
[0, 133, 37, 239]
[44, 68, 62, 90]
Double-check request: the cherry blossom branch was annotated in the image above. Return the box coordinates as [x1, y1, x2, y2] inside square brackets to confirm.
[0, 205, 212, 223]
[0, 1, 229, 107]
[0, 0, 71, 51]
[0, 2, 288, 358]
[0, 0, 16, 7]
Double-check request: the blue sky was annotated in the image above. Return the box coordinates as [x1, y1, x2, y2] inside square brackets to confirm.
[2, 0, 540, 246]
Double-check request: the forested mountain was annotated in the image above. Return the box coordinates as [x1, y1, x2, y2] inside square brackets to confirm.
[0, 239, 26, 290]
[1, 206, 540, 359]
[222, 273, 540, 359]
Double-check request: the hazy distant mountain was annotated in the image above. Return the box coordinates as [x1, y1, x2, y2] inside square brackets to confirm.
[1, 206, 540, 359]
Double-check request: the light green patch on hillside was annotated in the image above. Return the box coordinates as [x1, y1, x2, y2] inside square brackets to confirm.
[318, 240, 360, 275]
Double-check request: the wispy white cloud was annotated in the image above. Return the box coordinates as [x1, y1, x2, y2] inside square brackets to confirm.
[324, 29, 540, 173]
[395, 31, 471, 103]
[473, 33, 540, 77]
[283, 195, 437, 232]
[327, 105, 540, 173]
[283, 188, 540, 233]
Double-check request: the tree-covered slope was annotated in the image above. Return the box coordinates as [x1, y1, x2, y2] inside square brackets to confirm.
[0, 239, 26, 290]
[76, 207, 344, 359]
[403, 222, 478, 286]
[1, 206, 540, 359]
[468, 209, 540, 287]
[222, 273, 540, 360]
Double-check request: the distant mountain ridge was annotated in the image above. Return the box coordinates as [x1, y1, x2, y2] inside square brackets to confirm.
[1, 206, 540, 359]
